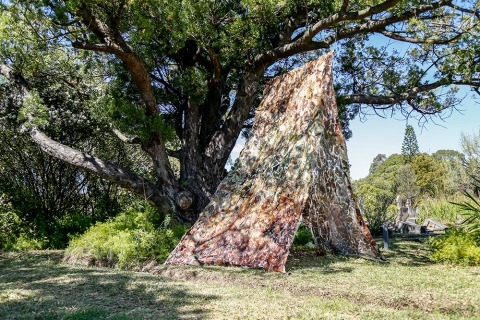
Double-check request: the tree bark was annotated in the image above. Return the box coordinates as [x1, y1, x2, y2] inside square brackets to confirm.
[166, 53, 384, 272]
[174, 67, 266, 219]
[200, 68, 265, 189]
[27, 127, 175, 212]
[178, 99, 212, 220]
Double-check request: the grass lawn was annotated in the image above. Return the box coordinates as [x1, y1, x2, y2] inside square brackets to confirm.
[1, 237, 479, 320]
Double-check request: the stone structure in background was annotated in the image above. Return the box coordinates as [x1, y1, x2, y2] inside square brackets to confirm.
[166, 53, 384, 272]
[394, 197, 449, 234]
[395, 197, 415, 233]
[423, 218, 448, 232]
[395, 196, 410, 225]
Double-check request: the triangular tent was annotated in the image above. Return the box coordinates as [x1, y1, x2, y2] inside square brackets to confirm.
[166, 52, 384, 272]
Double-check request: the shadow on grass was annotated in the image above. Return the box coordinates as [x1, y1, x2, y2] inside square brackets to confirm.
[0, 251, 217, 320]
[380, 236, 435, 267]
[286, 248, 354, 274]
[284, 235, 436, 273]
[157, 236, 435, 280]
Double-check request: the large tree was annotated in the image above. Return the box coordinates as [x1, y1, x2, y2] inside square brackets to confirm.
[401, 124, 420, 161]
[1, 0, 479, 220]
[369, 153, 387, 174]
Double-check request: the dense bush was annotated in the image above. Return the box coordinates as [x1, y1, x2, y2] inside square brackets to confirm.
[293, 224, 314, 246]
[65, 204, 188, 269]
[417, 196, 463, 226]
[0, 192, 115, 250]
[0, 195, 21, 251]
[429, 177, 480, 266]
[429, 229, 480, 266]
[0, 194, 56, 250]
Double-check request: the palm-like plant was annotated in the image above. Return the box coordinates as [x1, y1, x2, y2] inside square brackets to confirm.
[453, 176, 480, 239]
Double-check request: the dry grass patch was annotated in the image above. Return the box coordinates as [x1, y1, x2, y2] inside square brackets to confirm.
[1, 237, 479, 319]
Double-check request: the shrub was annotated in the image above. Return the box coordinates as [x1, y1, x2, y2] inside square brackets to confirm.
[0, 194, 52, 251]
[417, 196, 464, 226]
[429, 229, 480, 266]
[428, 177, 480, 266]
[0, 195, 21, 251]
[12, 235, 49, 251]
[65, 205, 188, 269]
[0, 193, 104, 251]
[452, 176, 480, 240]
[293, 224, 314, 246]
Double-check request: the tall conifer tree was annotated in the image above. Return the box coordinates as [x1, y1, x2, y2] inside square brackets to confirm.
[402, 125, 420, 162]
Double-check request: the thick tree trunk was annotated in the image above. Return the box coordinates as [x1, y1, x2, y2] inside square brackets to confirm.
[166, 53, 384, 272]
[177, 69, 265, 219]
[177, 168, 217, 222]
[142, 135, 178, 201]
[204, 70, 263, 159]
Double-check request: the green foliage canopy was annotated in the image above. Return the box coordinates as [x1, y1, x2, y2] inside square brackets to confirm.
[461, 129, 480, 187]
[1, 0, 480, 218]
[395, 164, 420, 202]
[433, 149, 468, 193]
[410, 153, 446, 197]
[369, 154, 386, 174]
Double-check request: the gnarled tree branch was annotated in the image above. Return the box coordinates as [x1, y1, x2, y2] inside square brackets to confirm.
[253, 0, 452, 67]
[28, 127, 173, 211]
[111, 126, 142, 144]
[342, 77, 479, 114]
[321, 0, 453, 46]
[380, 30, 463, 44]
[253, 0, 403, 67]
[72, 4, 177, 194]
[1, 63, 175, 211]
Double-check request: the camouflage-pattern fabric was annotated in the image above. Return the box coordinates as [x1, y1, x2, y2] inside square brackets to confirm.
[166, 52, 384, 272]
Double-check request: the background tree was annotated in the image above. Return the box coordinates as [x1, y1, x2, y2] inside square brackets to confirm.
[354, 154, 406, 188]
[433, 149, 468, 194]
[1, 0, 479, 220]
[369, 154, 387, 174]
[410, 153, 446, 197]
[395, 164, 420, 203]
[354, 154, 405, 231]
[401, 125, 420, 162]
[356, 182, 396, 234]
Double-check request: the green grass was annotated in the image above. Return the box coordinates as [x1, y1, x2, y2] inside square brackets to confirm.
[1, 238, 479, 319]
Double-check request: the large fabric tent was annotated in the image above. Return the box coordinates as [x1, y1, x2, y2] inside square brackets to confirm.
[166, 52, 384, 272]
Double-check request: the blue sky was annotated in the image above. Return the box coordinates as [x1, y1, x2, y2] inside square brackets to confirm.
[229, 93, 480, 180]
[228, 33, 480, 181]
[346, 94, 480, 180]
[341, 35, 480, 180]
